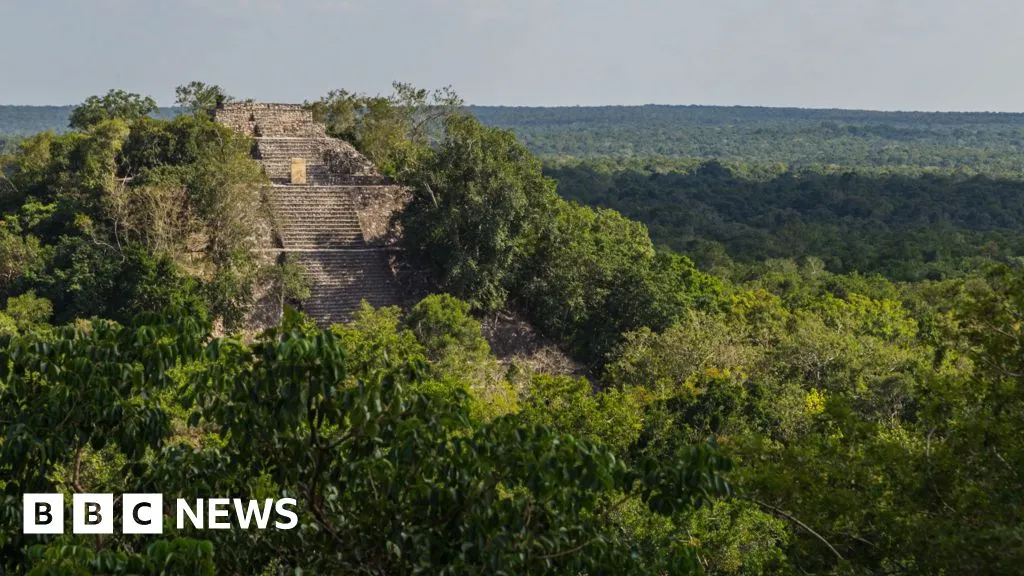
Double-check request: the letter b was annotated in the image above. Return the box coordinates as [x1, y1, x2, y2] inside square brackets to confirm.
[37, 503, 53, 525]
[23, 494, 64, 534]
[85, 502, 102, 525]
[73, 494, 114, 534]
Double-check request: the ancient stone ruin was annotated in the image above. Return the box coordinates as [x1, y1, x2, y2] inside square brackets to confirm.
[214, 102, 409, 326]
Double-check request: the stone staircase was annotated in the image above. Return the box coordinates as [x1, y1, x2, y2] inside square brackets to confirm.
[256, 138, 384, 181]
[268, 185, 365, 249]
[256, 138, 327, 182]
[293, 251, 402, 325]
[215, 102, 407, 326]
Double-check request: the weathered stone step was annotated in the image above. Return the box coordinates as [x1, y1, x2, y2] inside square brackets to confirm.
[273, 212, 361, 220]
[269, 184, 396, 191]
[276, 227, 360, 233]
[267, 184, 366, 250]
[277, 227, 363, 233]
[254, 137, 383, 186]
[273, 214, 360, 222]
[278, 236, 363, 243]
[273, 204, 351, 211]
[269, 175, 389, 186]
[278, 240, 363, 250]
[289, 250, 402, 324]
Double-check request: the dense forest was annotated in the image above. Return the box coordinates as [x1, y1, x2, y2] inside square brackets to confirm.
[0, 106, 76, 136]
[473, 105, 1024, 173]
[0, 105, 181, 136]
[0, 85, 1022, 574]
[549, 159, 1024, 280]
[6, 103, 1024, 172]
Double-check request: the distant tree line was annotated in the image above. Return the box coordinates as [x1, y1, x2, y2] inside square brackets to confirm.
[0, 103, 181, 136]
[471, 105, 1024, 173]
[547, 159, 1024, 280]
[7, 102, 1024, 173]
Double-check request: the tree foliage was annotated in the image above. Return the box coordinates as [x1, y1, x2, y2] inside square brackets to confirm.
[174, 81, 233, 116]
[0, 307, 732, 574]
[549, 160, 1024, 280]
[68, 90, 158, 131]
[401, 114, 558, 312]
[305, 82, 462, 178]
[2, 82, 1024, 575]
[1, 93, 275, 327]
[473, 105, 1024, 173]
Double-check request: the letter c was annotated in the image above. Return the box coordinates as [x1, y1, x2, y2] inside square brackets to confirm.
[133, 502, 152, 526]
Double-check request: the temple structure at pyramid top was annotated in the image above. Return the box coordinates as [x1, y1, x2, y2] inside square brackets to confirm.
[214, 102, 409, 326]
[215, 102, 386, 185]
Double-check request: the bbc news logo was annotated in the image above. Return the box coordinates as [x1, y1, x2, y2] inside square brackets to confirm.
[23, 494, 298, 534]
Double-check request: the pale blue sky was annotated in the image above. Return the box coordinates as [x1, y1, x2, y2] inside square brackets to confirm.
[1, 0, 1021, 110]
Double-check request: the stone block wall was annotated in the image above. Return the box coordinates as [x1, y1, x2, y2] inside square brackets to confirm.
[349, 185, 411, 246]
[214, 103, 327, 138]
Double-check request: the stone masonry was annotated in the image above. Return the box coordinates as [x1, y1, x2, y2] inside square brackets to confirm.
[215, 102, 409, 326]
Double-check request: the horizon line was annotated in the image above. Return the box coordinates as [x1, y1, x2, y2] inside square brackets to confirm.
[3, 102, 1024, 116]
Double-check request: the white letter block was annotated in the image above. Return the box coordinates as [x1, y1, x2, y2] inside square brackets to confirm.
[123, 493, 163, 534]
[73, 493, 114, 534]
[23, 494, 64, 534]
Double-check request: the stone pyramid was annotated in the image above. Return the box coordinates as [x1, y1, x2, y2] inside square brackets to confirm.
[214, 102, 408, 326]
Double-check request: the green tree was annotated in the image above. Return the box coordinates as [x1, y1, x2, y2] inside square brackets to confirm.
[401, 114, 558, 311]
[404, 293, 490, 363]
[523, 200, 722, 362]
[4, 290, 52, 331]
[0, 308, 732, 574]
[2, 106, 268, 327]
[68, 90, 158, 130]
[0, 222, 43, 290]
[306, 82, 462, 178]
[519, 373, 645, 454]
[175, 81, 233, 116]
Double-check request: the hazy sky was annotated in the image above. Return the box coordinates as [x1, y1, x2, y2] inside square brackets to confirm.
[1, 0, 1022, 110]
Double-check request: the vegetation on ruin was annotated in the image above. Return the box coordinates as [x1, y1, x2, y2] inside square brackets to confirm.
[0, 89, 308, 331]
[0, 83, 1023, 574]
